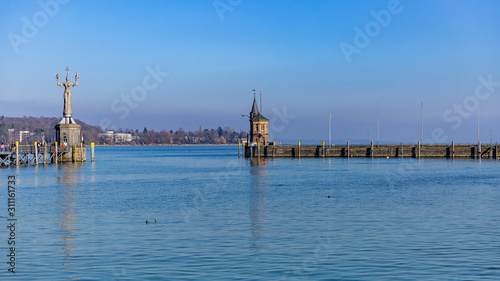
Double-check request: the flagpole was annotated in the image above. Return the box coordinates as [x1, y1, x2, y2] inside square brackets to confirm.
[421, 101, 423, 145]
[477, 101, 480, 143]
[328, 114, 332, 146]
[377, 102, 379, 147]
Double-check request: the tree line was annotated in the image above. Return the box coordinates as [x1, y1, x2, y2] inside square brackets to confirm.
[103, 126, 247, 145]
[0, 116, 246, 145]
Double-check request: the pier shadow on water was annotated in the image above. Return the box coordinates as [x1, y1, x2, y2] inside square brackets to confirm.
[55, 163, 84, 271]
[249, 158, 270, 252]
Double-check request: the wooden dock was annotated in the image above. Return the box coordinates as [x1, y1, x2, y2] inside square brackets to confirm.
[0, 142, 90, 166]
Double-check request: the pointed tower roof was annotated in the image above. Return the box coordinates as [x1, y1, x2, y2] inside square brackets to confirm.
[249, 97, 268, 121]
[251, 97, 259, 116]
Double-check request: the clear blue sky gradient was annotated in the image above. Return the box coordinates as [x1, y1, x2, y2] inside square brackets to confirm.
[1, 0, 500, 144]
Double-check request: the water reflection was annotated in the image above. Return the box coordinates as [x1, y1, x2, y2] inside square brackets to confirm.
[56, 163, 83, 269]
[249, 158, 269, 252]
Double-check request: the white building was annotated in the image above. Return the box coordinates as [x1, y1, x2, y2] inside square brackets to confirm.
[98, 131, 137, 143]
[8, 129, 15, 143]
[19, 131, 30, 144]
[114, 133, 133, 143]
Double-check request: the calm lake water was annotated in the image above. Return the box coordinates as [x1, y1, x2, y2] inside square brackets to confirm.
[1, 146, 500, 280]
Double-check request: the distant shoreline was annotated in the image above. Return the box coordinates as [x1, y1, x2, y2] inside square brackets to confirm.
[94, 143, 238, 147]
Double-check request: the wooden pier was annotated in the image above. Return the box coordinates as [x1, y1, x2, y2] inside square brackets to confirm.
[0, 142, 90, 167]
[240, 141, 499, 159]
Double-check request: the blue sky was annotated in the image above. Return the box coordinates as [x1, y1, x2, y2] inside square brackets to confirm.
[1, 0, 500, 144]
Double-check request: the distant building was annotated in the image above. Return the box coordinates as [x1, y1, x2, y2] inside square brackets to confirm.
[248, 97, 269, 145]
[19, 131, 31, 144]
[99, 131, 115, 142]
[114, 133, 133, 143]
[98, 131, 137, 143]
[8, 129, 15, 143]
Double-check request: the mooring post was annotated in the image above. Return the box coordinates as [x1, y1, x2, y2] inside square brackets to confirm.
[347, 141, 350, 158]
[43, 142, 47, 164]
[73, 144, 77, 162]
[238, 142, 241, 158]
[91, 142, 95, 162]
[258, 142, 261, 158]
[15, 141, 19, 166]
[321, 141, 325, 158]
[452, 141, 455, 159]
[80, 142, 84, 162]
[401, 142, 403, 158]
[34, 142, 38, 165]
[371, 141, 374, 158]
[418, 141, 421, 159]
[298, 141, 301, 158]
[55, 142, 58, 164]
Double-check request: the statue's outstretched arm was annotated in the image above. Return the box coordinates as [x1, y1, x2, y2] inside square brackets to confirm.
[73, 72, 79, 86]
[56, 74, 62, 86]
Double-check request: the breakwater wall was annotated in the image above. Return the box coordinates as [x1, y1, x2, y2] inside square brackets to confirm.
[241, 142, 499, 159]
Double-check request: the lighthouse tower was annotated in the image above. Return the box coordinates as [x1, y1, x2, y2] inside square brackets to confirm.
[249, 96, 269, 145]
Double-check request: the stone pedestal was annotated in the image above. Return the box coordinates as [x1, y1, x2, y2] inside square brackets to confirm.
[55, 124, 86, 162]
[56, 124, 81, 146]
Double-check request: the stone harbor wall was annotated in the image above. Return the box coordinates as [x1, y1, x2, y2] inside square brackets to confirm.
[243, 144, 498, 159]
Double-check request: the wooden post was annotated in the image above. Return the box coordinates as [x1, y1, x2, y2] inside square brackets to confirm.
[418, 141, 421, 159]
[43, 142, 47, 164]
[73, 144, 77, 162]
[452, 141, 455, 159]
[272, 142, 275, 158]
[34, 142, 38, 165]
[347, 141, 350, 158]
[321, 141, 325, 158]
[298, 141, 301, 158]
[80, 142, 83, 162]
[55, 142, 58, 164]
[238, 142, 241, 158]
[15, 141, 19, 166]
[258, 142, 261, 158]
[401, 142, 403, 158]
[91, 142, 95, 162]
